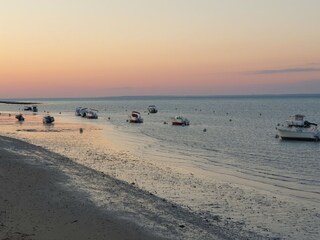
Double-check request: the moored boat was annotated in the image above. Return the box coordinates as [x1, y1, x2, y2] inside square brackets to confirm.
[276, 114, 319, 141]
[23, 106, 32, 111]
[15, 114, 25, 122]
[129, 111, 143, 123]
[32, 106, 38, 112]
[171, 116, 190, 126]
[43, 115, 55, 124]
[148, 105, 158, 114]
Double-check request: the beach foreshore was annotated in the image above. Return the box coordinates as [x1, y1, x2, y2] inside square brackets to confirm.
[0, 135, 250, 240]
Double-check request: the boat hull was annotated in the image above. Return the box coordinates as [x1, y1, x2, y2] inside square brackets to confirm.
[277, 128, 319, 141]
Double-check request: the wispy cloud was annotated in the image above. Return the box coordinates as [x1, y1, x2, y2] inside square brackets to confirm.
[253, 67, 320, 75]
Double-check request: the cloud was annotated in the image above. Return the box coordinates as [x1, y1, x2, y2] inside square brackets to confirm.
[253, 67, 320, 75]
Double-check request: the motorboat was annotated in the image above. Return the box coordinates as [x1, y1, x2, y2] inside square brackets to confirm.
[43, 115, 55, 124]
[23, 106, 32, 111]
[148, 105, 158, 114]
[171, 116, 190, 126]
[32, 106, 38, 112]
[15, 114, 25, 121]
[84, 110, 98, 119]
[276, 114, 319, 141]
[129, 111, 143, 123]
[79, 108, 98, 119]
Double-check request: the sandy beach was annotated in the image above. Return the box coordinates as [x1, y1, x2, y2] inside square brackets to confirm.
[0, 111, 319, 239]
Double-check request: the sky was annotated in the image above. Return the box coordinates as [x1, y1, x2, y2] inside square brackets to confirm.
[1, 0, 320, 98]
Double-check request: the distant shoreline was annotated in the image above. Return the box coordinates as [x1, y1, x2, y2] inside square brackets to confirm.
[0, 101, 40, 105]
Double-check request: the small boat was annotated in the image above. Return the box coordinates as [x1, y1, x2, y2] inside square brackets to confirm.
[23, 106, 32, 111]
[148, 105, 158, 114]
[171, 116, 190, 126]
[129, 111, 143, 123]
[276, 114, 319, 141]
[15, 114, 25, 121]
[43, 115, 55, 124]
[84, 110, 98, 119]
[78, 108, 98, 119]
[32, 106, 38, 112]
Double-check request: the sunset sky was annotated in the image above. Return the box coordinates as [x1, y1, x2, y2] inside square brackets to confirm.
[1, 0, 320, 98]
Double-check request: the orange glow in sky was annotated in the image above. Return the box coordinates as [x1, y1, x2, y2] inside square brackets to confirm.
[1, 0, 320, 98]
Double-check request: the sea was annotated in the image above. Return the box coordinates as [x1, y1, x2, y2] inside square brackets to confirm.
[1, 94, 320, 239]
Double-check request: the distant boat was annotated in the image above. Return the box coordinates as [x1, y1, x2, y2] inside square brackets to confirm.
[23, 106, 32, 111]
[148, 105, 158, 114]
[77, 108, 98, 119]
[43, 115, 55, 124]
[84, 110, 98, 119]
[15, 114, 25, 122]
[129, 111, 143, 123]
[277, 114, 319, 141]
[171, 116, 190, 126]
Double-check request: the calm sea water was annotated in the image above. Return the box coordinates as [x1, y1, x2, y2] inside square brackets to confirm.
[2, 95, 320, 201]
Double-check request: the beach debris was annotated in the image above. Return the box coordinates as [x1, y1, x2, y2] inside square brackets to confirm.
[71, 220, 78, 224]
[131, 182, 135, 185]
[275, 134, 279, 138]
[80, 128, 84, 134]
[179, 224, 185, 228]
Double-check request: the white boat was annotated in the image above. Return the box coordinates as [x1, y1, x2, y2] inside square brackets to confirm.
[148, 105, 158, 114]
[43, 115, 55, 124]
[277, 114, 319, 141]
[171, 116, 190, 126]
[77, 108, 98, 119]
[85, 110, 98, 119]
[15, 114, 25, 121]
[129, 111, 143, 123]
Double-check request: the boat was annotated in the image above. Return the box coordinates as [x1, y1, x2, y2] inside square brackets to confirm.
[84, 110, 98, 119]
[171, 116, 190, 126]
[23, 106, 32, 111]
[129, 111, 143, 123]
[43, 115, 55, 124]
[78, 108, 98, 119]
[276, 114, 320, 141]
[148, 105, 158, 114]
[32, 106, 38, 112]
[15, 114, 25, 121]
